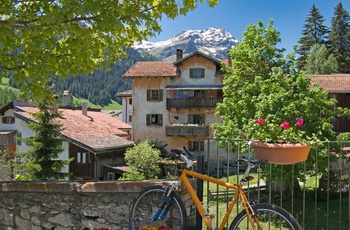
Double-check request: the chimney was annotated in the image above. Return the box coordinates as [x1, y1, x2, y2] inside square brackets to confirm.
[227, 51, 232, 67]
[62, 90, 70, 106]
[176, 48, 183, 61]
[82, 101, 87, 116]
[52, 95, 58, 113]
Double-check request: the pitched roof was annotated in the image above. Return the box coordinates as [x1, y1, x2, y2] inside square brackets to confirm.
[308, 74, 350, 93]
[122, 61, 178, 78]
[173, 50, 222, 65]
[14, 106, 133, 153]
[116, 90, 132, 97]
[122, 50, 228, 78]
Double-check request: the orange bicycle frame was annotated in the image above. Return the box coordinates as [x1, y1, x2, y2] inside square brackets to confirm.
[179, 168, 258, 230]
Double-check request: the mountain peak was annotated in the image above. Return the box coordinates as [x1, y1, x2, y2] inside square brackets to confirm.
[133, 28, 238, 61]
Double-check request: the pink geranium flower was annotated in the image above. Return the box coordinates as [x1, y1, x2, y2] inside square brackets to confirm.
[255, 118, 266, 125]
[280, 121, 290, 130]
[296, 118, 303, 127]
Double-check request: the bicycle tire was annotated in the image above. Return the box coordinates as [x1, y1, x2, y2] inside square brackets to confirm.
[130, 186, 187, 230]
[229, 203, 301, 230]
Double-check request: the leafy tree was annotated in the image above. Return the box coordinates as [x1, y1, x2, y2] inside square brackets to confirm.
[214, 20, 337, 193]
[297, 4, 329, 70]
[19, 98, 71, 180]
[121, 139, 161, 180]
[1, 0, 218, 102]
[304, 44, 338, 74]
[329, 2, 350, 73]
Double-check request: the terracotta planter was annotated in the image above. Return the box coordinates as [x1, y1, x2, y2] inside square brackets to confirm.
[249, 140, 311, 165]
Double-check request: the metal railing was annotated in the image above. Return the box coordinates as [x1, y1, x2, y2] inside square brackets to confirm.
[195, 139, 350, 230]
[166, 97, 223, 109]
[165, 125, 208, 136]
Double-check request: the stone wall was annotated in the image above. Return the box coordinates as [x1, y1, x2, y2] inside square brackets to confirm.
[0, 180, 196, 230]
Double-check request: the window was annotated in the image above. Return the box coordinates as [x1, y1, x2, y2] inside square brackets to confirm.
[190, 68, 205, 78]
[77, 152, 87, 163]
[2, 116, 15, 124]
[147, 89, 163, 101]
[194, 90, 205, 98]
[16, 132, 22, 145]
[82, 152, 87, 163]
[8, 134, 15, 144]
[129, 98, 132, 105]
[188, 114, 205, 125]
[77, 152, 81, 163]
[128, 115, 132, 122]
[188, 141, 205, 152]
[107, 172, 115, 180]
[146, 114, 163, 126]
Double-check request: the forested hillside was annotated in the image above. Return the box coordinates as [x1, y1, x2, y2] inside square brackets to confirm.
[0, 87, 19, 107]
[8, 48, 157, 106]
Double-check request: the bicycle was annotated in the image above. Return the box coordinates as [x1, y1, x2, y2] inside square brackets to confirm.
[129, 146, 302, 230]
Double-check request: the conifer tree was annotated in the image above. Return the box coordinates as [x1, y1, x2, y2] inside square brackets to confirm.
[20, 97, 70, 180]
[329, 2, 350, 73]
[297, 4, 329, 70]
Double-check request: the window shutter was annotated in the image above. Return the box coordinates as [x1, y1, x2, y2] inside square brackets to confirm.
[158, 114, 163, 126]
[201, 69, 205, 78]
[146, 114, 150, 126]
[10, 117, 15, 123]
[147, 89, 151, 101]
[2, 117, 5, 123]
[188, 114, 193, 124]
[159, 90, 163, 101]
[200, 114, 205, 124]
[188, 141, 193, 151]
[190, 69, 193, 78]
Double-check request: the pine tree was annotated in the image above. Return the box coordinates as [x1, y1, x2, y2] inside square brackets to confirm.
[329, 2, 350, 73]
[20, 98, 71, 180]
[297, 4, 329, 70]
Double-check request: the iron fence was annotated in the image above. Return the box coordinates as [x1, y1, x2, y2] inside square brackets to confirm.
[195, 139, 350, 230]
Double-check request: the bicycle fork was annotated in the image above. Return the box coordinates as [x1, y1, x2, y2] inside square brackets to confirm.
[152, 185, 176, 221]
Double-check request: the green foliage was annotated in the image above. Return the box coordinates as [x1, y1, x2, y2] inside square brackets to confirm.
[214, 20, 339, 188]
[1, 0, 218, 103]
[19, 98, 72, 180]
[304, 44, 339, 74]
[121, 139, 161, 180]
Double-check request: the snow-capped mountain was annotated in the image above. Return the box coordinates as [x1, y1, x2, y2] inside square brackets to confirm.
[133, 28, 238, 61]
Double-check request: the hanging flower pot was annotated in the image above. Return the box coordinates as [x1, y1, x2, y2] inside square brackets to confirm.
[249, 140, 311, 165]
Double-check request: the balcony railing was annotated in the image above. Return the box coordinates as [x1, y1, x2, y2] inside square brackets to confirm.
[166, 125, 208, 136]
[166, 97, 223, 109]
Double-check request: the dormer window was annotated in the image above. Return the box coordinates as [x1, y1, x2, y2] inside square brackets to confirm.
[190, 68, 205, 78]
[2, 116, 15, 124]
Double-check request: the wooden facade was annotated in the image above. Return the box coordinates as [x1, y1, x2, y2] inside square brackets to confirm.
[69, 143, 95, 180]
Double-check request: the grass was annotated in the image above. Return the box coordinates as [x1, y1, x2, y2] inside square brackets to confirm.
[72, 95, 122, 110]
[1, 77, 10, 85]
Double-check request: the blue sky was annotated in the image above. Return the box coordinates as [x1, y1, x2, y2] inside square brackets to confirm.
[149, 1, 350, 54]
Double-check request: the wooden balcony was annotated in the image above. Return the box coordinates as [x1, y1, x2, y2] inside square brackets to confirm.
[166, 97, 223, 109]
[166, 125, 208, 136]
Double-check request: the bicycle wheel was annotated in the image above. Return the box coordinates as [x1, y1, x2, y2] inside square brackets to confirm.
[230, 203, 301, 230]
[130, 186, 187, 230]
